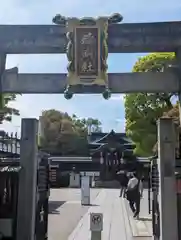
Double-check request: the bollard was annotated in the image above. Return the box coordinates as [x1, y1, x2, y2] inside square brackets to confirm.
[90, 213, 103, 240]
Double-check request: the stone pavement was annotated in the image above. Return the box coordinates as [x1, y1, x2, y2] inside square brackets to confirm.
[48, 188, 100, 240]
[68, 189, 153, 240]
[48, 188, 153, 240]
[124, 190, 152, 239]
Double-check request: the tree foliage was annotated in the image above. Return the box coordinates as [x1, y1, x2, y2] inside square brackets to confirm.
[39, 109, 102, 156]
[71, 114, 102, 133]
[163, 103, 179, 122]
[0, 94, 20, 123]
[125, 53, 176, 156]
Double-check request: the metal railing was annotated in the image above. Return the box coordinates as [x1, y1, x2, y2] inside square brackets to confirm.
[0, 132, 20, 157]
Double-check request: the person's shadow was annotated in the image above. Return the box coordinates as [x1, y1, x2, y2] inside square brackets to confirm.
[48, 201, 66, 214]
[137, 217, 152, 221]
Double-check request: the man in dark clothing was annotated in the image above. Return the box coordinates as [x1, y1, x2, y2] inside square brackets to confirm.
[119, 171, 128, 198]
[126, 173, 143, 219]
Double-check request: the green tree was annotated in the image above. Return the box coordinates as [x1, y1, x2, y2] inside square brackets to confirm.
[0, 94, 20, 123]
[39, 110, 102, 155]
[71, 115, 102, 133]
[125, 53, 176, 156]
[88, 118, 102, 132]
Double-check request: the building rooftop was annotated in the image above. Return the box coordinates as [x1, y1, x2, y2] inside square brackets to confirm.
[89, 130, 133, 145]
[89, 130, 135, 155]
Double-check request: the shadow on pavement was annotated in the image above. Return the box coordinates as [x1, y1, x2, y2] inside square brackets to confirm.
[89, 204, 99, 207]
[138, 217, 152, 221]
[49, 201, 66, 214]
[81, 203, 99, 207]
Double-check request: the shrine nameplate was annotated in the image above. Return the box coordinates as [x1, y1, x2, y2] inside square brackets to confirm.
[75, 27, 99, 80]
[66, 17, 109, 87]
[52, 13, 123, 99]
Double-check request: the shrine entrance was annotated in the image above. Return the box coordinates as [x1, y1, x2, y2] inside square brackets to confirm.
[89, 130, 137, 181]
[0, 12, 181, 240]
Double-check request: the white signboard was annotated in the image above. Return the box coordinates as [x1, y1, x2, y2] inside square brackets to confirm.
[90, 213, 103, 232]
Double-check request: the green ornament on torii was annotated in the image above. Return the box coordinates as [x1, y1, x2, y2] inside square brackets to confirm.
[53, 13, 123, 99]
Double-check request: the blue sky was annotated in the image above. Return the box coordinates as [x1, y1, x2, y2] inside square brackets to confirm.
[1, 0, 181, 135]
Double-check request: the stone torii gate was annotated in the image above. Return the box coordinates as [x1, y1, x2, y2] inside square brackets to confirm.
[1, 13, 180, 240]
[1, 14, 181, 97]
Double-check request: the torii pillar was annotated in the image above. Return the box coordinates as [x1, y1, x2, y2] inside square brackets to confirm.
[158, 118, 178, 240]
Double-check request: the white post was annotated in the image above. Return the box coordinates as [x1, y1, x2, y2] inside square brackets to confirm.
[81, 175, 90, 205]
[90, 213, 103, 240]
[92, 174, 95, 187]
[158, 118, 178, 240]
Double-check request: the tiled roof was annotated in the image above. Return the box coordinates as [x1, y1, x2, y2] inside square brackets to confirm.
[89, 130, 133, 145]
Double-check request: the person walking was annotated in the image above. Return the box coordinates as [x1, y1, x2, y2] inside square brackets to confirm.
[126, 172, 143, 219]
[119, 171, 128, 197]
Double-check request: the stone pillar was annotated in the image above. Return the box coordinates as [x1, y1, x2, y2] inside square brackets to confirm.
[175, 49, 181, 125]
[157, 117, 178, 240]
[0, 54, 6, 112]
[16, 119, 38, 240]
[100, 151, 104, 180]
[38, 115, 44, 146]
[0, 54, 6, 205]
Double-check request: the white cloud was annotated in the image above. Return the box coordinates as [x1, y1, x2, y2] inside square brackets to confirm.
[110, 95, 125, 101]
[115, 119, 126, 132]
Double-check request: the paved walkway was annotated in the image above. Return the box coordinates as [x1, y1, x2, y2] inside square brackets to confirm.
[125, 190, 152, 239]
[48, 188, 100, 240]
[68, 189, 152, 240]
